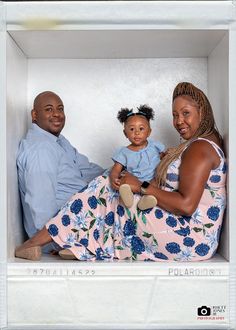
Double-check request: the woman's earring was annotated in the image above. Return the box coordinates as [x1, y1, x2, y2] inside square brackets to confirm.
[179, 136, 183, 144]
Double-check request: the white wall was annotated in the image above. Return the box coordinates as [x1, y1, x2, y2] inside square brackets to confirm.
[28, 58, 207, 169]
[7, 34, 28, 257]
[208, 34, 229, 259]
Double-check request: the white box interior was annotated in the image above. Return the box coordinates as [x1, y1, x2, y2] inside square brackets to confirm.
[2, 1, 236, 328]
[6, 28, 229, 262]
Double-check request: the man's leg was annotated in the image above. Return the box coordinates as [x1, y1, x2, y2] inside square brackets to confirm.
[15, 227, 52, 261]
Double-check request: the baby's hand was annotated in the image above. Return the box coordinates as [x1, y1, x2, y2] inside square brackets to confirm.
[110, 177, 121, 190]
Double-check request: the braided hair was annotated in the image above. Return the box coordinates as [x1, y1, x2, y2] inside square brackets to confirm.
[117, 104, 154, 123]
[155, 82, 222, 187]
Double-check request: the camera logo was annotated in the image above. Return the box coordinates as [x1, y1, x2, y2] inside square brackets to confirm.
[198, 306, 211, 316]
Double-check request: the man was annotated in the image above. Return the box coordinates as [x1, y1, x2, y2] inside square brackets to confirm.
[17, 91, 103, 252]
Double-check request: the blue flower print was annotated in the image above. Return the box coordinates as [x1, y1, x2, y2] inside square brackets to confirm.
[207, 206, 220, 221]
[174, 226, 190, 237]
[66, 233, 75, 245]
[117, 205, 125, 217]
[95, 247, 104, 260]
[154, 252, 168, 260]
[62, 215, 70, 227]
[222, 162, 227, 174]
[210, 175, 221, 183]
[70, 199, 83, 214]
[93, 229, 100, 241]
[131, 236, 145, 254]
[195, 243, 210, 256]
[141, 208, 152, 214]
[155, 209, 163, 219]
[105, 212, 115, 226]
[88, 196, 98, 209]
[175, 248, 194, 261]
[165, 242, 181, 254]
[178, 217, 185, 226]
[206, 230, 218, 250]
[80, 238, 89, 247]
[181, 215, 191, 223]
[178, 215, 191, 226]
[166, 173, 179, 182]
[48, 224, 58, 236]
[123, 219, 136, 236]
[183, 237, 195, 247]
[166, 216, 177, 228]
[63, 244, 71, 249]
[87, 177, 102, 193]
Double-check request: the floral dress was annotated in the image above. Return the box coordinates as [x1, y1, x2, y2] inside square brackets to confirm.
[46, 138, 226, 262]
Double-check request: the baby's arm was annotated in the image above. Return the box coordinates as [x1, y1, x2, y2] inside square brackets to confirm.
[110, 162, 124, 190]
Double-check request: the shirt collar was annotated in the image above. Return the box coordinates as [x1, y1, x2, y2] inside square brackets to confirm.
[32, 123, 61, 142]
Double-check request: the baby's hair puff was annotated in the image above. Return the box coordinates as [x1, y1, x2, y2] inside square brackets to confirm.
[117, 104, 155, 123]
[137, 104, 155, 121]
[117, 108, 133, 123]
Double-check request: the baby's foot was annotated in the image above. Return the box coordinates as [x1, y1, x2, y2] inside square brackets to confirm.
[15, 246, 41, 261]
[119, 184, 134, 208]
[138, 195, 157, 210]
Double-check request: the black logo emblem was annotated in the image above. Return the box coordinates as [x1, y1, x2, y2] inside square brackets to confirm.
[197, 306, 211, 316]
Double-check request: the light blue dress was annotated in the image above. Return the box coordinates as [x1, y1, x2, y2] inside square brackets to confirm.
[112, 139, 165, 181]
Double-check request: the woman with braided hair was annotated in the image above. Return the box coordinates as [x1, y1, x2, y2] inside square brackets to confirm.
[15, 82, 226, 262]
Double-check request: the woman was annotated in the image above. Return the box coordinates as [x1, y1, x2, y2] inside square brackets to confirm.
[15, 82, 226, 262]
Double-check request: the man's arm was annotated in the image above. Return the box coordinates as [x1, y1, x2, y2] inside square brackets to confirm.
[75, 151, 104, 183]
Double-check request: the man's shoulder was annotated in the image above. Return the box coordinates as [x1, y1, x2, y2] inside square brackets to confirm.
[17, 133, 61, 165]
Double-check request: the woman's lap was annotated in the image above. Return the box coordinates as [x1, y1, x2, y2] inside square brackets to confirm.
[46, 175, 221, 261]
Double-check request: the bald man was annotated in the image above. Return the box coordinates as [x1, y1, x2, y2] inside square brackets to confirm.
[17, 91, 104, 253]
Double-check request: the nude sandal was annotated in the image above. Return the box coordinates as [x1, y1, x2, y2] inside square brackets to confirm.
[59, 249, 77, 260]
[15, 246, 42, 261]
[119, 184, 134, 208]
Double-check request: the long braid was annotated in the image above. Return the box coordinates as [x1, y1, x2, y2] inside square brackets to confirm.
[156, 82, 222, 187]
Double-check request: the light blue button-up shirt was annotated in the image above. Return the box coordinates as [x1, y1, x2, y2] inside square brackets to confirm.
[17, 124, 104, 239]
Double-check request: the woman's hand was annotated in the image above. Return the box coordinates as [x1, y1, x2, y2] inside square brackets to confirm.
[120, 171, 141, 193]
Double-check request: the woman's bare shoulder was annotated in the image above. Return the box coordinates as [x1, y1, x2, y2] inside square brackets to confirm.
[183, 138, 221, 168]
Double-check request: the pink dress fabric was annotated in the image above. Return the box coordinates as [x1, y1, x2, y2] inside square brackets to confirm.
[46, 138, 226, 262]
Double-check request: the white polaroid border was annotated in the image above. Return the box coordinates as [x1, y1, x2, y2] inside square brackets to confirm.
[1, 1, 236, 329]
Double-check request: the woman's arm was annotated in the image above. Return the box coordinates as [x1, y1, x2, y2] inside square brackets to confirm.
[121, 140, 220, 215]
[109, 162, 124, 190]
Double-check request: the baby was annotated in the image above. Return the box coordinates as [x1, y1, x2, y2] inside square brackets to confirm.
[110, 105, 165, 210]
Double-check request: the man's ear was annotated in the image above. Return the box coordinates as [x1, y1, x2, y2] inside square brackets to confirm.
[31, 109, 37, 123]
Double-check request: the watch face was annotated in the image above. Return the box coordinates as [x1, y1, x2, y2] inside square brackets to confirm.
[141, 181, 150, 188]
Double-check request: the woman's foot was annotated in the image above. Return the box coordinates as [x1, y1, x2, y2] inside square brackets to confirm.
[59, 249, 77, 260]
[119, 184, 134, 208]
[138, 195, 157, 210]
[15, 246, 42, 261]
